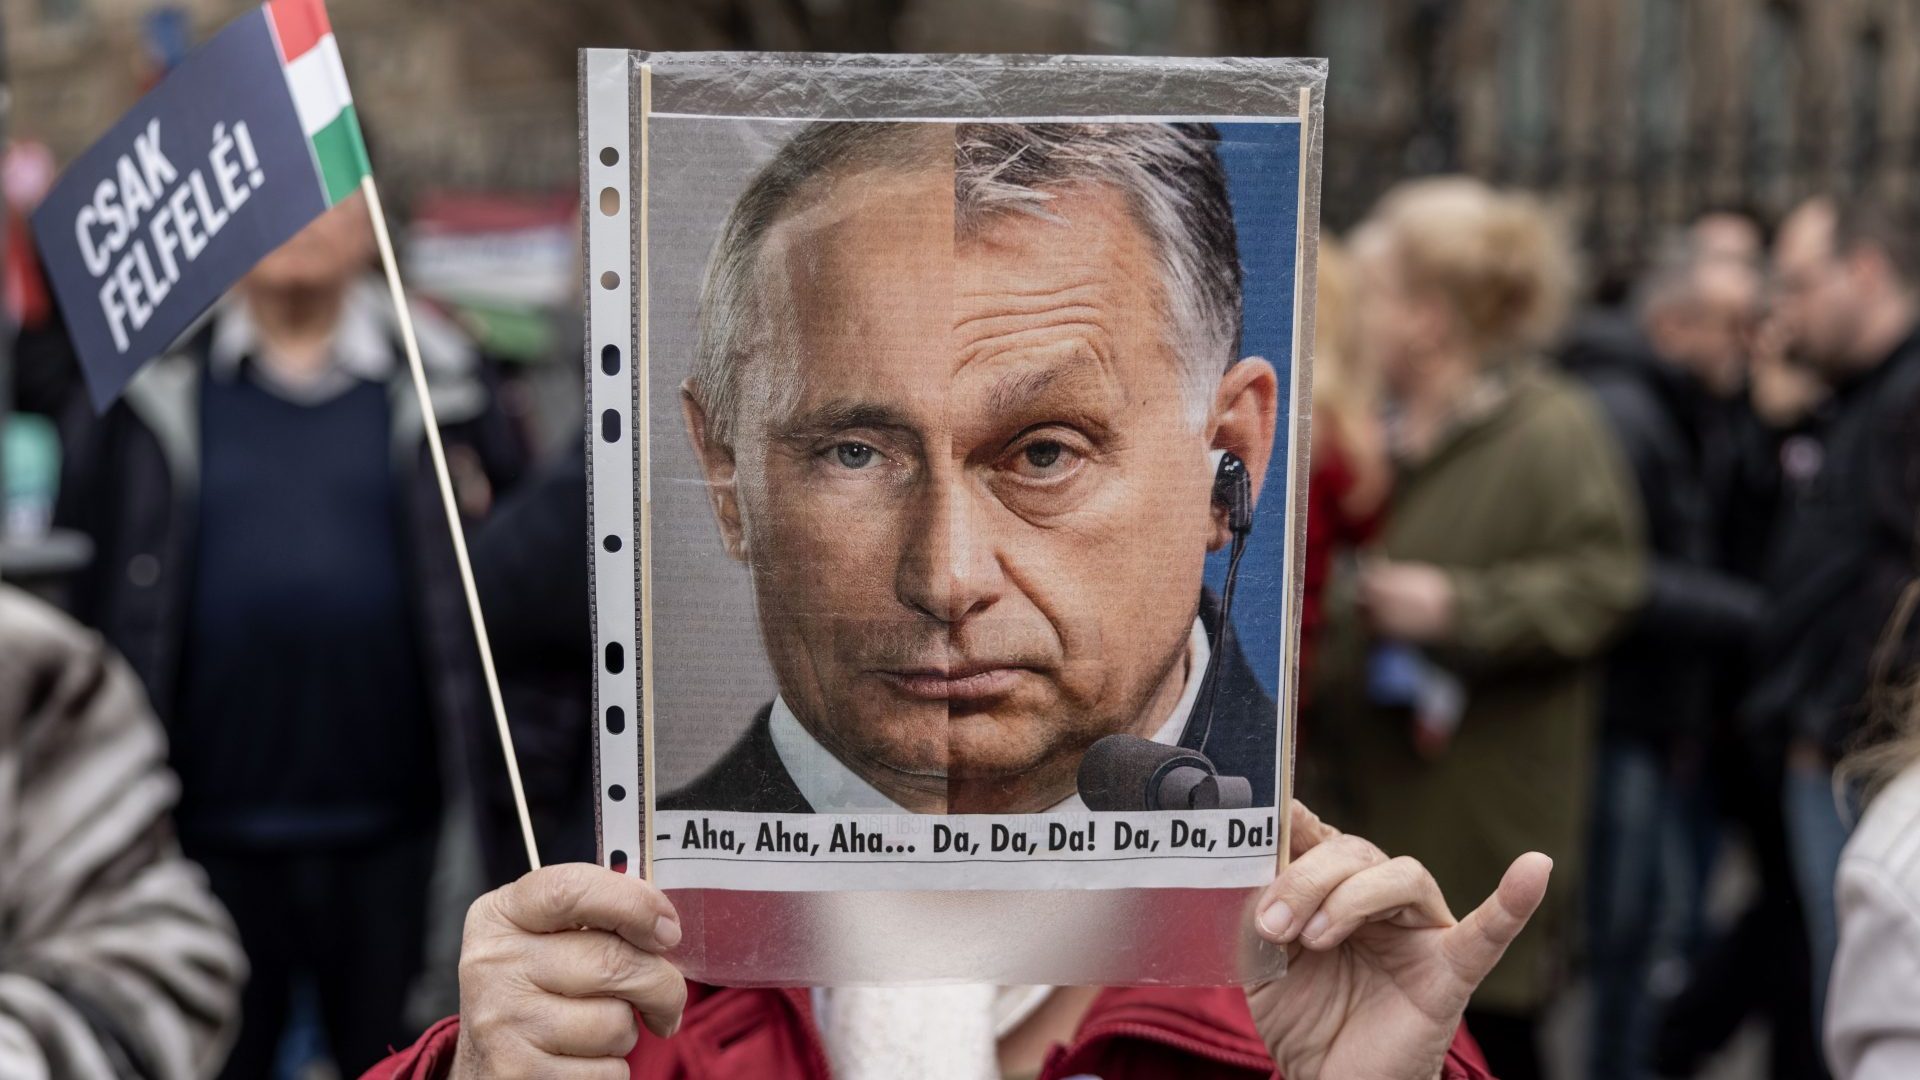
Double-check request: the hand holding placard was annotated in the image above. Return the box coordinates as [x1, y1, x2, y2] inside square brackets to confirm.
[1248, 802, 1552, 1079]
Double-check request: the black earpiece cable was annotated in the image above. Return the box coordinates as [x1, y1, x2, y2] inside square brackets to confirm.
[1182, 452, 1253, 755]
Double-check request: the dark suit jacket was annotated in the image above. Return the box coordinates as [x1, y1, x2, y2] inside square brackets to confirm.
[662, 600, 1280, 813]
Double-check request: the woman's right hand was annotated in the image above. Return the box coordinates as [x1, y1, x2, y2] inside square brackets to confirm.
[1360, 560, 1457, 644]
[449, 864, 686, 1079]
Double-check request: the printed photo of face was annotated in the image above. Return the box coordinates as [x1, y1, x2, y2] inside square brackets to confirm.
[679, 123, 1279, 814]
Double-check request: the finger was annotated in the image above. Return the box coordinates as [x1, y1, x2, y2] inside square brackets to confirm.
[1255, 831, 1386, 944]
[1442, 852, 1553, 985]
[1295, 856, 1455, 952]
[1287, 799, 1337, 859]
[491, 864, 681, 953]
[524, 1057, 630, 1080]
[521, 930, 688, 1035]
[567, 1063, 632, 1080]
[486, 1052, 630, 1080]
[525, 929, 687, 1008]
[525, 996, 643, 1059]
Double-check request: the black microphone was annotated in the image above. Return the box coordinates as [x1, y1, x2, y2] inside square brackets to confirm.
[1077, 734, 1254, 811]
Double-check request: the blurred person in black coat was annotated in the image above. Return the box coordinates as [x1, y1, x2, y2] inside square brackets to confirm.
[1747, 196, 1920, 1035]
[1644, 248, 1836, 1080]
[468, 439, 598, 884]
[53, 195, 527, 1079]
[1562, 235, 1768, 1080]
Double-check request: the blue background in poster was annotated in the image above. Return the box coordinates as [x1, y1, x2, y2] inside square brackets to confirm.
[31, 10, 327, 410]
[1203, 120, 1303, 700]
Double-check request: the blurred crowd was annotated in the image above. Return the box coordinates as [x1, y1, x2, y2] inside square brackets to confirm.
[5, 154, 1920, 1080]
[1296, 181, 1920, 1080]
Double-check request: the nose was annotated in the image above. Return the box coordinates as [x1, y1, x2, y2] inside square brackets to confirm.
[895, 467, 1004, 626]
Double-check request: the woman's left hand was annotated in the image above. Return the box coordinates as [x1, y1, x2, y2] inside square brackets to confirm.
[1245, 802, 1550, 1080]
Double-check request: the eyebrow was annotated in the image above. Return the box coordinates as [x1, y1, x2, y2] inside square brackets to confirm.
[986, 367, 1064, 418]
[772, 400, 921, 442]
[984, 358, 1119, 422]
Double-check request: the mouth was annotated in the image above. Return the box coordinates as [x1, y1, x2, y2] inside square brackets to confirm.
[875, 662, 1029, 703]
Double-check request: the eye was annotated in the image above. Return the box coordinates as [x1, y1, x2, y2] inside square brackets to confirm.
[1024, 441, 1063, 469]
[1004, 437, 1082, 481]
[832, 442, 879, 469]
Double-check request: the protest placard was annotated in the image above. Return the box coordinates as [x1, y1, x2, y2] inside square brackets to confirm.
[31, 0, 371, 411]
[28, 0, 542, 870]
[584, 51, 1324, 985]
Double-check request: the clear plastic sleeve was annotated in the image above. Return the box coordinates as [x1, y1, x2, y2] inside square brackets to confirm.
[584, 49, 1325, 987]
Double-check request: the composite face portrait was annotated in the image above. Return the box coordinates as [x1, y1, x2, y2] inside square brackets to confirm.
[653, 120, 1296, 817]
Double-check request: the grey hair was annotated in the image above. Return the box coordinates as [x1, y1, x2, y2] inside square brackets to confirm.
[690, 121, 1243, 444]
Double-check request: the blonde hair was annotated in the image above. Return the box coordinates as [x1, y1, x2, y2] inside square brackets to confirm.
[1838, 583, 1920, 803]
[1311, 237, 1374, 441]
[1841, 693, 1920, 805]
[1368, 176, 1578, 360]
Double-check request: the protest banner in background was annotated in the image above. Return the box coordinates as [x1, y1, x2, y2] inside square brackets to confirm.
[30, 0, 371, 411]
[585, 51, 1325, 987]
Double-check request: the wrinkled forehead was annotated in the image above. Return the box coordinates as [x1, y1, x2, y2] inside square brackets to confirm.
[736, 170, 1168, 432]
[752, 162, 1160, 322]
[750, 164, 957, 369]
[759, 162, 955, 272]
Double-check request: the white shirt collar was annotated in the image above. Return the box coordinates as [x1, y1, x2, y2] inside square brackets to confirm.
[767, 617, 1212, 813]
[208, 280, 400, 401]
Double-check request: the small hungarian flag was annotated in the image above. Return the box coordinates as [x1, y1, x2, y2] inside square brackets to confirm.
[267, 0, 371, 206]
[30, 0, 373, 410]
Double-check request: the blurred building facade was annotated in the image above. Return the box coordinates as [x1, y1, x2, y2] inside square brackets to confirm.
[1320, 0, 1920, 288]
[8, 0, 1920, 281]
[5, 0, 576, 201]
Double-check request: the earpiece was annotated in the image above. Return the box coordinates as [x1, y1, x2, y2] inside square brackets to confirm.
[1211, 450, 1253, 535]
[1176, 448, 1256, 762]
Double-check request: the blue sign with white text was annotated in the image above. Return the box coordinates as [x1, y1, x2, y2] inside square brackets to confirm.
[31, 10, 326, 410]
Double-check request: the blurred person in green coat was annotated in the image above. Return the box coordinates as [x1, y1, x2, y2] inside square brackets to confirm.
[1317, 177, 1647, 1080]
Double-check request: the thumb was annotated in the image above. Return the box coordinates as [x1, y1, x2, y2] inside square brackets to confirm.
[1441, 852, 1552, 986]
[1287, 799, 1338, 859]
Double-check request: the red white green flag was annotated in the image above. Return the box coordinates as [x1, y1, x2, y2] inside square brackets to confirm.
[266, 0, 371, 206]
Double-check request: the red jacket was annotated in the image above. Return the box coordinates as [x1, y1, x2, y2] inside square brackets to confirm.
[1300, 425, 1386, 714]
[364, 983, 1494, 1079]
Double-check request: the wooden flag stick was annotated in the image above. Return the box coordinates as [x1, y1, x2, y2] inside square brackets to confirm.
[361, 174, 542, 873]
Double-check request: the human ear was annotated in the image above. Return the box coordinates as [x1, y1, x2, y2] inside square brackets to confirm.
[1207, 357, 1281, 551]
[681, 382, 749, 562]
